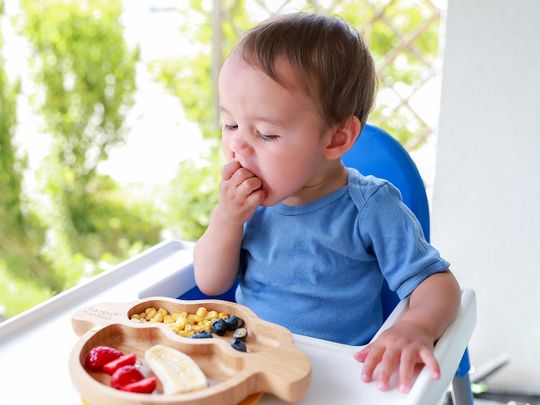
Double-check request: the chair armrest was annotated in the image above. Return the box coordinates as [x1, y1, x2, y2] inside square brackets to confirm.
[138, 262, 197, 299]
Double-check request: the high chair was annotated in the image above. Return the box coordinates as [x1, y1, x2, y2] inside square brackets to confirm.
[176, 124, 476, 404]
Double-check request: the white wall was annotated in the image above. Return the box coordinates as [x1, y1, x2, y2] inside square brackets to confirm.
[432, 0, 540, 390]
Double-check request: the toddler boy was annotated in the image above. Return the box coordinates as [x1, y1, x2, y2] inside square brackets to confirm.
[194, 12, 460, 393]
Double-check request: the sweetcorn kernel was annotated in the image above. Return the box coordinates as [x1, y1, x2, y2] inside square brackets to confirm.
[175, 319, 186, 330]
[158, 307, 168, 316]
[163, 315, 174, 324]
[196, 307, 207, 318]
[150, 312, 164, 323]
[145, 309, 157, 320]
[205, 311, 218, 320]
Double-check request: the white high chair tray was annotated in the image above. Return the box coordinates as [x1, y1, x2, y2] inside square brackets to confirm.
[0, 239, 475, 405]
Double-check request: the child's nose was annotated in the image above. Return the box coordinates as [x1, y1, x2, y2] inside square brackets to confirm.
[229, 130, 254, 155]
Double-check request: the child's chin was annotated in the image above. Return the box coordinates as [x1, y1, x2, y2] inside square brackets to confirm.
[259, 191, 278, 207]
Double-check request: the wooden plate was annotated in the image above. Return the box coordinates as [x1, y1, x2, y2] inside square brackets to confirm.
[69, 297, 311, 405]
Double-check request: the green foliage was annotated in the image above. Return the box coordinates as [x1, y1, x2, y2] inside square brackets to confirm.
[1, 0, 59, 313]
[19, 0, 139, 184]
[0, 0, 23, 232]
[0, 263, 53, 318]
[0, 0, 162, 317]
[165, 145, 222, 241]
[68, 174, 163, 261]
[19, 0, 164, 287]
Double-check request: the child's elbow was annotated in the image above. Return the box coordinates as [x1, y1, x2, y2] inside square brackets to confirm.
[193, 272, 230, 297]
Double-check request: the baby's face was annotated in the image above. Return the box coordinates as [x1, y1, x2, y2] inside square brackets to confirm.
[218, 54, 332, 206]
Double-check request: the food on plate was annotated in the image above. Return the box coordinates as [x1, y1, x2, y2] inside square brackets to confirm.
[110, 365, 145, 389]
[230, 339, 247, 352]
[211, 318, 228, 336]
[131, 305, 247, 340]
[232, 327, 247, 341]
[225, 315, 244, 331]
[189, 331, 213, 339]
[84, 346, 124, 370]
[83, 346, 157, 394]
[120, 377, 157, 393]
[130, 305, 251, 351]
[103, 353, 137, 375]
[131, 306, 229, 337]
[144, 344, 208, 394]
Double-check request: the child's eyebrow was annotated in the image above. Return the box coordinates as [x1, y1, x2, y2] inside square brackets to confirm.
[219, 105, 286, 126]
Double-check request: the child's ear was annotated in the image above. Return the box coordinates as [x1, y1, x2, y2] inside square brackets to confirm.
[323, 115, 361, 160]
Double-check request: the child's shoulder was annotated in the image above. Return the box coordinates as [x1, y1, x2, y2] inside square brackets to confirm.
[346, 167, 403, 211]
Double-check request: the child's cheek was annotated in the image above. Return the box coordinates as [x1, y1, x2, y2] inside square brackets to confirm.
[220, 142, 233, 162]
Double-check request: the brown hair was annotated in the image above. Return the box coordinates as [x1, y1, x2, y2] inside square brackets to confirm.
[235, 12, 377, 129]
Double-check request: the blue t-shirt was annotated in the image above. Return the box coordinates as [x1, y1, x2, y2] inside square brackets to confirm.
[235, 168, 450, 345]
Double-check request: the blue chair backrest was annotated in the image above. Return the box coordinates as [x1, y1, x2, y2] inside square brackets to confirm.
[342, 123, 430, 318]
[343, 124, 430, 241]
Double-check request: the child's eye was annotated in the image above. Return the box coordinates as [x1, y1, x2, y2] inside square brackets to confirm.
[257, 131, 279, 142]
[222, 124, 238, 131]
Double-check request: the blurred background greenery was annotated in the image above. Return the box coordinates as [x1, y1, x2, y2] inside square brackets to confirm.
[0, 0, 443, 319]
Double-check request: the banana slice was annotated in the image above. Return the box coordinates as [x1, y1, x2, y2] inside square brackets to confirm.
[144, 344, 208, 394]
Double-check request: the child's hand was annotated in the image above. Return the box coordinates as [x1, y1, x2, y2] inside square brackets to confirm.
[216, 160, 265, 225]
[353, 319, 440, 393]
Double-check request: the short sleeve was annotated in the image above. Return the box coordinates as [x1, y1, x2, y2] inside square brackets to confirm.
[357, 182, 450, 299]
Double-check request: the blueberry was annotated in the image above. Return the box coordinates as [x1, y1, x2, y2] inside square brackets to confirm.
[189, 331, 213, 339]
[211, 319, 227, 336]
[225, 315, 244, 331]
[230, 339, 247, 352]
[233, 327, 247, 341]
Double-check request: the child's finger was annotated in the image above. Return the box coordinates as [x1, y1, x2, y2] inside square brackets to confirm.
[361, 346, 384, 383]
[419, 348, 440, 380]
[237, 176, 263, 198]
[230, 167, 257, 186]
[245, 188, 265, 206]
[398, 348, 416, 393]
[377, 347, 400, 391]
[222, 160, 242, 180]
[354, 347, 370, 363]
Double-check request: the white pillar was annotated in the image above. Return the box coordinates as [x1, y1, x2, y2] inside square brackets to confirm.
[433, 0, 540, 389]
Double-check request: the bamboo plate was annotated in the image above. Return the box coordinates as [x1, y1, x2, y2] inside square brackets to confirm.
[69, 297, 312, 405]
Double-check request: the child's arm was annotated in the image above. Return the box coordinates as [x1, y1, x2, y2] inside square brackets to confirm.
[354, 270, 461, 393]
[194, 160, 264, 295]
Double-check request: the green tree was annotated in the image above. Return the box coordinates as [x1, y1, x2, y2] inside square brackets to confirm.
[0, 0, 23, 240]
[0, 0, 56, 315]
[18, 0, 161, 289]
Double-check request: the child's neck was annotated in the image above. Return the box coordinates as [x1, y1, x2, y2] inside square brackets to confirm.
[282, 163, 348, 206]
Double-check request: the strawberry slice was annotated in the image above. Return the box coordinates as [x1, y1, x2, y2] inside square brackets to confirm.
[84, 346, 124, 370]
[120, 377, 157, 394]
[110, 365, 145, 389]
[103, 353, 137, 375]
